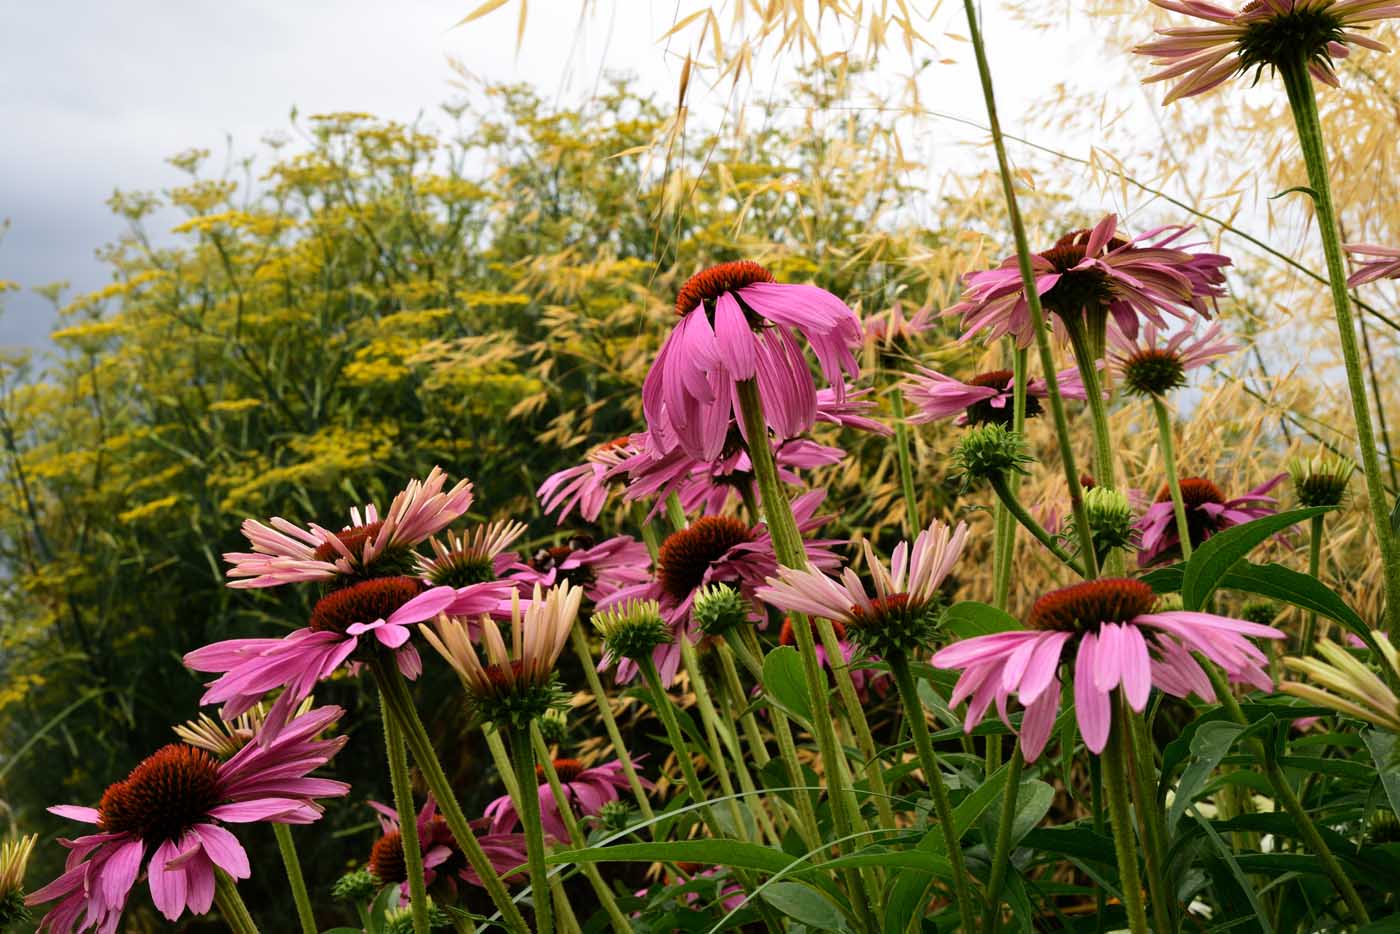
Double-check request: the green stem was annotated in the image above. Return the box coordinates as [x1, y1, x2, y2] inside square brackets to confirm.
[739, 478, 763, 525]
[1300, 515, 1326, 654]
[637, 653, 722, 836]
[271, 823, 316, 934]
[665, 491, 687, 531]
[1123, 699, 1175, 934]
[506, 727, 554, 934]
[957, 0, 1098, 581]
[372, 665, 530, 933]
[1202, 661, 1370, 923]
[813, 618, 898, 828]
[569, 626, 656, 824]
[1151, 395, 1195, 561]
[1279, 53, 1400, 637]
[634, 501, 662, 563]
[214, 868, 261, 934]
[1064, 322, 1116, 494]
[888, 653, 979, 933]
[1103, 711, 1150, 934]
[994, 347, 1029, 609]
[678, 635, 752, 840]
[981, 747, 1024, 931]
[734, 377, 879, 928]
[989, 471, 1086, 576]
[715, 640, 770, 768]
[891, 388, 921, 535]
[529, 724, 633, 934]
[381, 691, 431, 934]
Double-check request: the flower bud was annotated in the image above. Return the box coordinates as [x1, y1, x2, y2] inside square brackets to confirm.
[598, 799, 632, 832]
[1084, 487, 1135, 551]
[332, 867, 379, 902]
[593, 599, 672, 663]
[952, 424, 1033, 486]
[1287, 452, 1355, 508]
[692, 583, 750, 636]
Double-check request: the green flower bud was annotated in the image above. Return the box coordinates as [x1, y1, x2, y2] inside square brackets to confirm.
[1287, 451, 1355, 508]
[593, 599, 671, 663]
[537, 709, 569, 746]
[692, 583, 750, 636]
[1084, 487, 1136, 552]
[332, 867, 380, 902]
[598, 799, 632, 832]
[1240, 600, 1278, 626]
[952, 424, 1033, 487]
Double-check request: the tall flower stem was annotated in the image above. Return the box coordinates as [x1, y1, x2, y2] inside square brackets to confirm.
[715, 640, 770, 768]
[887, 652, 979, 933]
[1278, 52, 1400, 636]
[1151, 395, 1195, 561]
[1102, 710, 1150, 934]
[372, 665, 530, 933]
[568, 627, 656, 824]
[505, 726, 554, 934]
[678, 635, 757, 841]
[734, 377, 878, 928]
[271, 824, 316, 934]
[957, 0, 1099, 580]
[529, 724, 633, 934]
[981, 747, 1024, 930]
[994, 348, 1029, 608]
[988, 471, 1086, 576]
[1063, 321, 1126, 576]
[1200, 661, 1369, 922]
[1124, 700, 1174, 934]
[891, 387, 922, 535]
[1300, 515, 1326, 654]
[812, 621, 898, 828]
[214, 868, 261, 934]
[381, 691, 431, 934]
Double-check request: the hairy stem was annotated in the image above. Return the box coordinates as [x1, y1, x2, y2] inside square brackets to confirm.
[381, 691, 430, 934]
[981, 747, 1024, 930]
[214, 868, 261, 934]
[1151, 394, 1195, 561]
[271, 824, 316, 934]
[506, 726, 553, 934]
[989, 471, 1086, 576]
[1103, 711, 1150, 934]
[569, 626, 656, 824]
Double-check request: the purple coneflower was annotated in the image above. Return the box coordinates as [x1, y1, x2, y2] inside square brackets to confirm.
[1136, 474, 1285, 566]
[931, 579, 1284, 760]
[947, 215, 1229, 352]
[773, 617, 888, 700]
[485, 758, 646, 842]
[537, 437, 638, 525]
[416, 520, 527, 595]
[511, 534, 652, 604]
[224, 468, 474, 589]
[367, 796, 527, 901]
[643, 261, 862, 461]
[184, 579, 489, 734]
[27, 706, 348, 931]
[1109, 319, 1240, 395]
[599, 491, 841, 684]
[903, 365, 1089, 427]
[1345, 242, 1400, 285]
[758, 518, 967, 659]
[863, 301, 934, 354]
[816, 384, 892, 435]
[1136, 0, 1400, 104]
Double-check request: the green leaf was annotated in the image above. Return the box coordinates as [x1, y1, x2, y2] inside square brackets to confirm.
[1181, 506, 1334, 610]
[881, 829, 953, 934]
[1216, 560, 1367, 640]
[762, 646, 813, 726]
[1009, 780, 1055, 846]
[1363, 729, 1400, 820]
[760, 881, 848, 930]
[1191, 809, 1274, 934]
[1139, 563, 1184, 594]
[812, 847, 952, 877]
[1020, 826, 1115, 864]
[1169, 721, 1245, 834]
[952, 760, 1010, 839]
[942, 600, 1022, 638]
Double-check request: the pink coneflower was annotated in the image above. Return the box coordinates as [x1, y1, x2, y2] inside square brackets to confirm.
[757, 518, 967, 659]
[184, 579, 497, 735]
[1136, 474, 1286, 566]
[599, 491, 842, 685]
[947, 215, 1230, 351]
[1109, 319, 1241, 396]
[816, 385, 892, 436]
[931, 579, 1284, 760]
[224, 468, 475, 589]
[903, 365, 1089, 427]
[775, 617, 888, 700]
[1345, 242, 1400, 285]
[416, 520, 527, 595]
[537, 437, 638, 525]
[1136, 1, 1400, 105]
[512, 534, 652, 603]
[643, 261, 863, 461]
[422, 584, 583, 728]
[618, 433, 844, 517]
[863, 301, 935, 353]
[367, 796, 527, 900]
[27, 706, 349, 931]
[485, 758, 648, 841]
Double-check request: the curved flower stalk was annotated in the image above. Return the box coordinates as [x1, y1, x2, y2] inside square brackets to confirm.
[932, 578, 1284, 759]
[223, 467, 475, 588]
[643, 261, 862, 461]
[27, 705, 349, 932]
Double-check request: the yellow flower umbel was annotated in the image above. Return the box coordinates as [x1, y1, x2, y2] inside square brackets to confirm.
[1281, 632, 1400, 732]
[423, 583, 582, 730]
[0, 834, 37, 928]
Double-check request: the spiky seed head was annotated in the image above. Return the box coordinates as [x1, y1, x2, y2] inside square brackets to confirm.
[952, 424, 1033, 487]
[692, 583, 750, 636]
[332, 867, 380, 902]
[599, 800, 632, 832]
[1287, 452, 1355, 508]
[1084, 487, 1136, 552]
[593, 599, 672, 662]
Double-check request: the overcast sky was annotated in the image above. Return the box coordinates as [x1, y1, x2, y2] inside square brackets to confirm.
[0, 1, 1132, 350]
